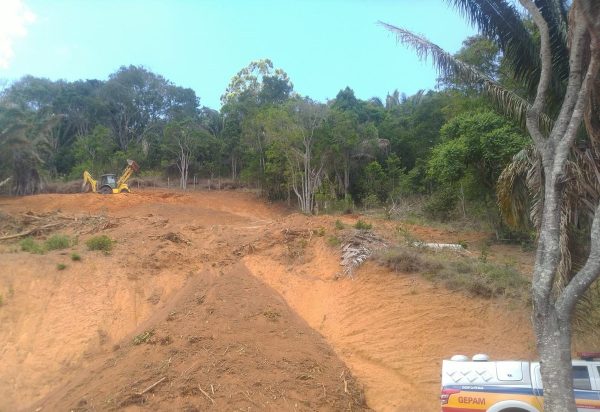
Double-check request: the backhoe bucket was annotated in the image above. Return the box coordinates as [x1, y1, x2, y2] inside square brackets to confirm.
[127, 159, 140, 172]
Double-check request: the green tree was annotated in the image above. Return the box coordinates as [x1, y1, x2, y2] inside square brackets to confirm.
[103, 65, 198, 151]
[220, 59, 293, 107]
[163, 119, 210, 190]
[0, 105, 56, 194]
[261, 99, 328, 213]
[382, 0, 600, 408]
[72, 125, 116, 176]
[428, 111, 527, 191]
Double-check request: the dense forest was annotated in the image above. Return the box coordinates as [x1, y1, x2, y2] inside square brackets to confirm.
[0, 35, 529, 231]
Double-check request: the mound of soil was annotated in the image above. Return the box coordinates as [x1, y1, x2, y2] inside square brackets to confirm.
[35, 264, 367, 411]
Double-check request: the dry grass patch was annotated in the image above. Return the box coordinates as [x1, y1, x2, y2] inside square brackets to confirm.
[377, 245, 529, 300]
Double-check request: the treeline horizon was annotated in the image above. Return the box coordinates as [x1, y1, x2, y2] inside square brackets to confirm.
[0, 36, 529, 236]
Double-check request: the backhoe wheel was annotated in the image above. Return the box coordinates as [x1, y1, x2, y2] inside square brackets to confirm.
[99, 186, 112, 195]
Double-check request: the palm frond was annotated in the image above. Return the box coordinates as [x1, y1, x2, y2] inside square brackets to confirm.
[497, 148, 532, 228]
[445, 0, 541, 89]
[379, 22, 554, 133]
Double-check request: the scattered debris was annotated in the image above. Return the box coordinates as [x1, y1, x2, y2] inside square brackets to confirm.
[0, 211, 120, 241]
[150, 231, 191, 245]
[136, 377, 166, 396]
[198, 385, 215, 404]
[340, 230, 388, 276]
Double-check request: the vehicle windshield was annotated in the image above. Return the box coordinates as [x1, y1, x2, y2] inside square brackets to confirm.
[103, 175, 116, 187]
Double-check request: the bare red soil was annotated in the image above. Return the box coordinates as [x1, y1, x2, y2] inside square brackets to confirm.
[0, 190, 541, 411]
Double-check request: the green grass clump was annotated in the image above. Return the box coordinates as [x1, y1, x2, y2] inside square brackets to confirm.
[133, 330, 154, 345]
[70, 252, 81, 261]
[20, 237, 45, 254]
[56, 263, 67, 271]
[327, 235, 341, 247]
[86, 235, 114, 252]
[45, 234, 71, 251]
[354, 220, 372, 230]
[334, 219, 345, 230]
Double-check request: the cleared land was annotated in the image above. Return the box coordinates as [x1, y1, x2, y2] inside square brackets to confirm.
[0, 190, 544, 411]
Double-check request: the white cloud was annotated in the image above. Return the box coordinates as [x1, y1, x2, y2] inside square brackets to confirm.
[0, 0, 36, 69]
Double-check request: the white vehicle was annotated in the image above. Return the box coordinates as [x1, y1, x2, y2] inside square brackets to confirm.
[440, 353, 600, 412]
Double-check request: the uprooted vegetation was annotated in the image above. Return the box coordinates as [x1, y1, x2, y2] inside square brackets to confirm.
[0, 210, 119, 242]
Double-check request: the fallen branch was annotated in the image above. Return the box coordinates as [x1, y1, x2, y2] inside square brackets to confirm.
[198, 385, 215, 404]
[417, 242, 466, 251]
[0, 222, 62, 241]
[136, 376, 166, 395]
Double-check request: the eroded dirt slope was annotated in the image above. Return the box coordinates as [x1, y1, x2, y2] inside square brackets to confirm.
[35, 264, 366, 411]
[0, 190, 538, 411]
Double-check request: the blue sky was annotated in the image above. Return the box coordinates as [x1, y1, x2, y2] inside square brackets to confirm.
[0, 0, 476, 109]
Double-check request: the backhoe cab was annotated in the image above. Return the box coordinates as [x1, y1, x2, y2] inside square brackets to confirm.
[82, 159, 140, 194]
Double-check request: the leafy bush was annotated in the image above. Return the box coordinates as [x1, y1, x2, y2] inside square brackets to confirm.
[45, 235, 71, 251]
[20, 237, 44, 254]
[362, 194, 380, 210]
[354, 220, 372, 230]
[377, 247, 442, 273]
[86, 235, 114, 252]
[334, 219, 345, 230]
[423, 188, 458, 221]
[71, 252, 81, 261]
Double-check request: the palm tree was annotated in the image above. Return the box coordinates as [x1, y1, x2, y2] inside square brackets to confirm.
[381, 1, 599, 410]
[382, 0, 599, 284]
[0, 104, 56, 195]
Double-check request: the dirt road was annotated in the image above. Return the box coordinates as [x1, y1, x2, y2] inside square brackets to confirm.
[0, 190, 537, 411]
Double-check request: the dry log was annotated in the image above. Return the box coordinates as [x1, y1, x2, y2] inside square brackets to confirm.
[0, 222, 62, 241]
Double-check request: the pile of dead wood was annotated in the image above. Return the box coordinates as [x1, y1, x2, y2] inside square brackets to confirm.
[0, 211, 118, 241]
[339, 229, 387, 276]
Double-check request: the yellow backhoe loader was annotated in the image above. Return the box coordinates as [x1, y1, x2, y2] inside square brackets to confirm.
[82, 159, 140, 194]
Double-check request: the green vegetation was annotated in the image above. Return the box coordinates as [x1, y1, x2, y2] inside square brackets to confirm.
[327, 235, 341, 247]
[56, 263, 67, 271]
[70, 252, 81, 261]
[133, 330, 154, 345]
[20, 237, 44, 254]
[45, 234, 71, 251]
[334, 220, 345, 230]
[354, 220, 372, 230]
[377, 245, 529, 300]
[85, 235, 114, 252]
[0, 54, 529, 236]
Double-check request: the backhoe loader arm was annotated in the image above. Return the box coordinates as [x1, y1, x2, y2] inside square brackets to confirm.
[116, 159, 140, 187]
[82, 171, 97, 192]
